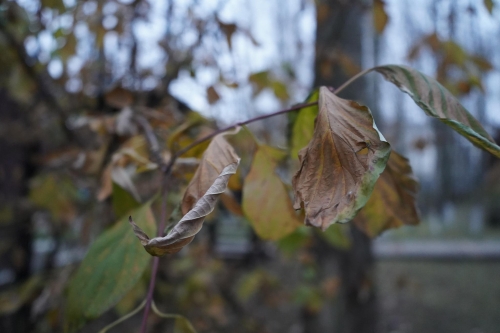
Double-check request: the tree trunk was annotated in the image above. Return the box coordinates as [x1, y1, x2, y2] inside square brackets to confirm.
[305, 1, 378, 332]
[0, 90, 36, 333]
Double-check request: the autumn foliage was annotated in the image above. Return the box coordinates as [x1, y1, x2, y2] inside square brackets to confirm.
[64, 63, 500, 332]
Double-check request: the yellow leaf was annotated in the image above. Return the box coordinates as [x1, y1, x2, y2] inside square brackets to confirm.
[373, 0, 389, 34]
[243, 145, 302, 240]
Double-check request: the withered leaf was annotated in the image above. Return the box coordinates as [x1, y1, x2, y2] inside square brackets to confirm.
[292, 87, 391, 230]
[206, 85, 220, 104]
[354, 151, 419, 237]
[129, 161, 239, 256]
[181, 131, 240, 215]
[105, 86, 133, 109]
[373, 0, 389, 34]
[220, 191, 244, 216]
[216, 18, 237, 50]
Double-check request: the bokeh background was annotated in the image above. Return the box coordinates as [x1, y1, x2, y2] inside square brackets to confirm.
[1, 0, 500, 332]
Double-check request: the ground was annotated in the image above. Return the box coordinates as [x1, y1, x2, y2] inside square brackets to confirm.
[377, 260, 500, 333]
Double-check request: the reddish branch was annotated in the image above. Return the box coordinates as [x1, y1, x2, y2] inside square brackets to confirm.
[137, 100, 317, 332]
[164, 101, 318, 174]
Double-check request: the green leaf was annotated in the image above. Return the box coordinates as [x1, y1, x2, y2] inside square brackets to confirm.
[236, 269, 268, 302]
[0, 275, 42, 315]
[278, 226, 311, 254]
[29, 173, 78, 223]
[319, 224, 351, 250]
[248, 71, 270, 96]
[375, 65, 500, 158]
[174, 317, 197, 333]
[271, 80, 289, 101]
[242, 145, 302, 240]
[112, 182, 141, 219]
[41, 0, 65, 11]
[484, 0, 494, 14]
[65, 203, 156, 332]
[290, 89, 319, 158]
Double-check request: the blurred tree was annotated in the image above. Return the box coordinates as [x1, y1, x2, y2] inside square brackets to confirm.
[0, 1, 498, 333]
[307, 1, 376, 333]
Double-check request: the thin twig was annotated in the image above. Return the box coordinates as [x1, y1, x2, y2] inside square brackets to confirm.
[139, 256, 159, 333]
[151, 301, 197, 332]
[98, 299, 147, 333]
[164, 101, 318, 174]
[333, 68, 372, 95]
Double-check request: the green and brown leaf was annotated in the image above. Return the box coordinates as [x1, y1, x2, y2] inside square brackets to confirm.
[292, 87, 391, 230]
[374, 65, 500, 157]
[354, 151, 420, 237]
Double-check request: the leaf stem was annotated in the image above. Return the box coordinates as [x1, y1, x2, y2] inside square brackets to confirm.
[333, 68, 373, 95]
[164, 101, 318, 174]
[140, 174, 170, 333]
[140, 256, 159, 332]
[99, 299, 146, 333]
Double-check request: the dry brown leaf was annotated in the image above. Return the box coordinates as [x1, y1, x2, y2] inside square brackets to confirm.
[129, 162, 239, 256]
[354, 151, 419, 237]
[97, 163, 113, 201]
[292, 87, 390, 230]
[105, 86, 134, 109]
[220, 191, 243, 216]
[217, 19, 237, 49]
[181, 131, 241, 214]
[206, 86, 220, 104]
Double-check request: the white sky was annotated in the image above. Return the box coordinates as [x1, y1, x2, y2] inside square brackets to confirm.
[23, 0, 500, 128]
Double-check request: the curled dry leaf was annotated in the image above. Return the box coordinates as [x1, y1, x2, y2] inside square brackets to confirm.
[181, 131, 241, 214]
[292, 87, 391, 230]
[130, 132, 240, 256]
[354, 151, 420, 237]
[129, 162, 239, 256]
